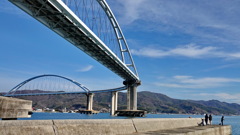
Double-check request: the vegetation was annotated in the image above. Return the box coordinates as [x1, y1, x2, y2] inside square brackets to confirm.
[2, 90, 240, 115]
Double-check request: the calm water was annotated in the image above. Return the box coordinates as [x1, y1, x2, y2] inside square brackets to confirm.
[14, 113, 240, 135]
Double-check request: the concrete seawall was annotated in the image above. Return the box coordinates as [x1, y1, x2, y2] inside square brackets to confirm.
[132, 125, 231, 135]
[0, 96, 32, 119]
[0, 118, 231, 135]
[132, 118, 200, 132]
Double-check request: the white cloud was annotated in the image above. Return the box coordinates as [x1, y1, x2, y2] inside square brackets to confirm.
[228, 53, 240, 59]
[155, 76, 240, 89]
[174, 76, 240, 84]
[197, 93, 240, 103]
[173, 76, 192, 79]
[155, 83, 185, 88]
[113, 0, 147, 25]
[131, 43, 216, 58]
[199, 93, 239, 100]
[169, 44, 217, 58]
[131, 48, 168, 58]
[112, 0, 240, 46]
[76, 65, 93, 72]
[131, 43, 240, 60]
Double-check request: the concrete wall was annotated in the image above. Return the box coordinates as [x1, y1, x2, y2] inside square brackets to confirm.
[0, 96, 32, 119]
[0, 118, 231, 135]
[0, 120, 54, 135]
[54, 119, 135, 135]
[132, 118, 201, 132]
[190, 125, 232, 135]
[136, 125, 231, 135]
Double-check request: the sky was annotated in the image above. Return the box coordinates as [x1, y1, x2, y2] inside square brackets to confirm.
[1, 0, 240, 104]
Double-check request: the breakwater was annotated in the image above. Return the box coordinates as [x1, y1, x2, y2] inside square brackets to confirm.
[0, 118, 231, 135]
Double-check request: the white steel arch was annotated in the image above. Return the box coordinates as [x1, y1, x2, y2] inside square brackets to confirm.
[96, 0, 139, 77]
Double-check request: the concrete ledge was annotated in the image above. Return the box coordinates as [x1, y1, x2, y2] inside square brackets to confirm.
[0, 118, 231, 135]
[0, 120, 54, 135]
[132, 125, 232, 135]
[53, 119, 136, 135]
[0, 96, 32, 119]
[133, 118, 201, 132]
[192, 125, 231, 135]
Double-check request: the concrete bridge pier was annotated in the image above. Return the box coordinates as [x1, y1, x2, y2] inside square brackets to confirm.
[127, 85, 137, 110]
[79, 93, 99, 114]
[86, 93, 94, 110]
[111, 91, 118, 115]
[115, 80, 146, 117]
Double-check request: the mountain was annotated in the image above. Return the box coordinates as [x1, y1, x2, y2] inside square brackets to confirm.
[2, 90, 240, 115]
[136, 91, 240, 115]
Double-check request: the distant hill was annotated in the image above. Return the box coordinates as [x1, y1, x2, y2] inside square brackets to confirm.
[2, 90, 240, 115]
[136, 91, 240, 115]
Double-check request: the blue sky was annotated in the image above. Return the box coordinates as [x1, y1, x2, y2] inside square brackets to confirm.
[1, 0, 240, 104]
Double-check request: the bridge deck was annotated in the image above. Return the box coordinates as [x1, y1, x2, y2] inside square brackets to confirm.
[4, 86, 127, 97]
[10, 0, 139, 82]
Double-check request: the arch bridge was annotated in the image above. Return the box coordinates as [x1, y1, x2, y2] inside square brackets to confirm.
[8, 0, 141, 112]
[5, 74, 127, 115]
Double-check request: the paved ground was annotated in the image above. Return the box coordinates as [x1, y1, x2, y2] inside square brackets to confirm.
[128, 125, 230, 135]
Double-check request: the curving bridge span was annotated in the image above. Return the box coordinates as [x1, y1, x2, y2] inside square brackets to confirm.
[4, 74, 127, 97]
[8, 0, 141, 113]
[4, 74, 128, 115]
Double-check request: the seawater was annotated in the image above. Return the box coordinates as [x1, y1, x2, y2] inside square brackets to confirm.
[17, 113, 240, 135]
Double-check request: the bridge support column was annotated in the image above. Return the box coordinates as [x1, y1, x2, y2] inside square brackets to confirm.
[127, 85, 137, 110]
[111, 91, 118, 115]
[115, 80, 146, 117]
[86, 93, 94, 110]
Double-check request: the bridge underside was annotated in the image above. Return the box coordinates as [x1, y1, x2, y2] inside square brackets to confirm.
[10, 0, 139, 82]
[9, 0, 141, 114]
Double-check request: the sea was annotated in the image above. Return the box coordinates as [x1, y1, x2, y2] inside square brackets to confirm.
[12, 113, 240, 135]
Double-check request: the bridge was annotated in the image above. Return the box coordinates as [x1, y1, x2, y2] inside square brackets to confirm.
[4, 74, 129, 115]
[7, 0, 141, 115]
